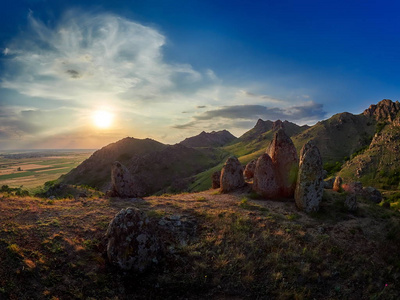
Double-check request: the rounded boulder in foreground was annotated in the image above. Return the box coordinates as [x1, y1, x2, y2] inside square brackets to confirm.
[106, 207, 161, 272]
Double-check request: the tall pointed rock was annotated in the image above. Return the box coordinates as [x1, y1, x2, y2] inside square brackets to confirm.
[267, 129, 299, 197]
[295, 141, 324, 212]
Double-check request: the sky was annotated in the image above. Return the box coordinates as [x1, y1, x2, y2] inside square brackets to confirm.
[1, 0, 400, 149]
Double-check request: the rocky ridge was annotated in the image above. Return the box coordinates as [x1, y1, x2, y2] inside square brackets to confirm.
[179, 130, 237, 148]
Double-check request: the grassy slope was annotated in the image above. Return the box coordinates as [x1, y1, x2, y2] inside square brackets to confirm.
[1, 190, 399, 299]
[292, 112, 376, 163]
[339, 124, 400, 189]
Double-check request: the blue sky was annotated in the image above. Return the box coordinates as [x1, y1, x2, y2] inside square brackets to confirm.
[1, 0, 399, 149]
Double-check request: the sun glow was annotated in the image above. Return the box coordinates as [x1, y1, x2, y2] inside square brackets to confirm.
[92, 110, 113, 128]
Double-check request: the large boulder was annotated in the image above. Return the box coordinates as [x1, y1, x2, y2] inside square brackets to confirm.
[106, 208, 161, 272]
[362, 186, 383, 203]
[211, 171, 221, 189]
[253, 154, 280, 199]
[267, 129, 299, 197]
[110, 161, 145, 198]
[295, 141, 324, 213]
[219, 156, 245, 193]
[243, 159, 256, 180]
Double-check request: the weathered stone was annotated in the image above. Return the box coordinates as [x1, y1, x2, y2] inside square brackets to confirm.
[295, 142, 324, 213]
[267, 129, 299, 197]
[344, 193, 358, 212]
[253, 153, 280, 199]
[106, 207, 161, 272]
[211, 171, 221, 189]
[243, 159, 256, 180]
[342, 181, 363, 194]
[362, 186, 383, 203]
[219, 156, 245, 193]
[333, 176, 343, 192]
[324, 177, 336, 189]
[110, 161, 145, 198]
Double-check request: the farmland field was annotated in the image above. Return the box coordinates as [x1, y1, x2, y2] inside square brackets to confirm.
[0, 150, 94, 191]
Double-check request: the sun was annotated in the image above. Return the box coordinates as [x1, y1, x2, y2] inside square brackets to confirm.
[92, 110, 113, 128]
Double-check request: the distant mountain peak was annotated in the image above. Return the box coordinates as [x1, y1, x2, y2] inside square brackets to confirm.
[179, 130, 237, 148]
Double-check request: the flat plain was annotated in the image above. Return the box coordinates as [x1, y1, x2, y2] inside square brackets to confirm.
[0, 150, 94, 191]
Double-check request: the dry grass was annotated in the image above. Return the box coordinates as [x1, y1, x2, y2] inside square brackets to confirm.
[0, 188, 400, 299]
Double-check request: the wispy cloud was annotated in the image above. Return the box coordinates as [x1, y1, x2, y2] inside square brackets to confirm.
[1, 10, 203, 105]
[0, 10, 325, 147]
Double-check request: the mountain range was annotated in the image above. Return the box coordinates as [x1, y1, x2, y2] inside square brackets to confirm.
[59, 99, 400, 194]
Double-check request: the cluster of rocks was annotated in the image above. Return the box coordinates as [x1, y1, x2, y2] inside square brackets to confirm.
[106, 207, 197, 272]
[214, 129, 325, 213]
[332, 177, 382, 204]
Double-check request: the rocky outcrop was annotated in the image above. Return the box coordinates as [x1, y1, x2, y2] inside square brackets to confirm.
[180, 130, 237, 147]
[294, 142, 324, 213]
[211, 171, 221, 189]
[243, 160, 256, 180]
[106, 208, 161, 272]
[109, 161, 145, 198]
[362, 187, 383, 203]
[333, 176, 343, 192]
[363, 99, 400, 122]
[253, 154, 280, 199]
[219, 156, 245, 193]
[267, 129, 299, 197]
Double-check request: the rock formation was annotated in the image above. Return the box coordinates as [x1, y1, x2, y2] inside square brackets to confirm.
[324, 177, 336, 189]
[243, 159, 256, 180]
[363, 99, 400, 122]
[109, 161, 145, 198]
[333, 176, 343, 192]
[106, 208, 161, 272]
[267, 129, 299, 197]
[294, 141, 324, 213]
[219, 156, 245, 193]
[342, 182, 363, 195]
[362, 186, 383, 203]
[211, 171, 221, 189]
[253, 154, 280, 199]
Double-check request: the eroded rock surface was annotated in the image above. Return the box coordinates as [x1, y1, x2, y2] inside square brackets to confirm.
[243, 159, 256, 180]
[220, 156, 245, 193]
[333, 176, 343, 192]
[267, 129, 299, 197]
[106, 208, 161, 272]
[295, 142, 324, 213]
[110, 161, 145, 198]
[253, 154, 280, 199]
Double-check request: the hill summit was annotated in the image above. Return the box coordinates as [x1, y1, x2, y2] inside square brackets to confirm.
[179, 129, 237, 147]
